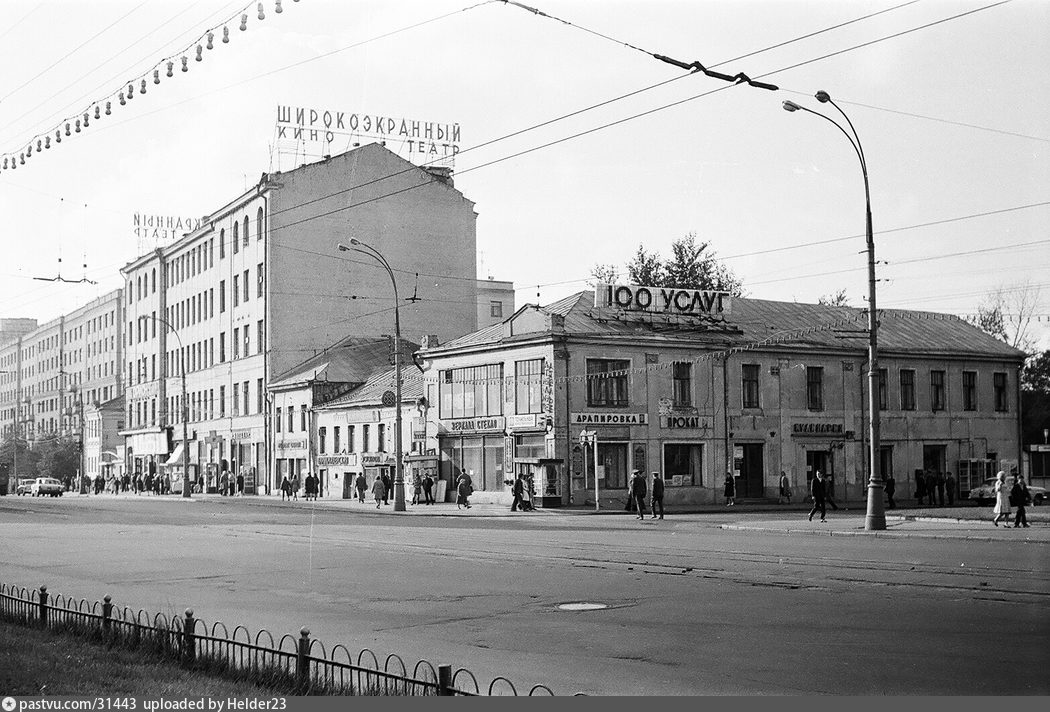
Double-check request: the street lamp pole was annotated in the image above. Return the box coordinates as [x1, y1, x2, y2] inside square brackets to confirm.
[338, 239, 406, 512]
[784, 91, 885, 531]
[145, 313, 191, 499]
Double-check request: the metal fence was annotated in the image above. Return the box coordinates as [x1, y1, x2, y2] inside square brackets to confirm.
[0, 583, 562, 696]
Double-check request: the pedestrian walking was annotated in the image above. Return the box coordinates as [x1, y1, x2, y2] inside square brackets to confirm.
[884, 474, 896, 509]
[936, 471, 946, 507]
[236, 473, 244, 496]
[630, 470, 647, 519]
[778, 471, 791, 504]
[304, 473, 316, 501]
[511, 474, 525, 512]
[381, 471, 391, 505]
[290, 473, 300, 501]
[411, 473, 422, 505]
[723, 471, 736, 506]
[355, 472, 367, 503]
[371, 474, 387, 508]
[650, 471, 664, 519]
[991, 471, 1011, 526]
[925, 470, 938, 507]
[915, 470, 926, 506]
[1011, 474, 1030, 528]
[456, 472, 473, 509]
[808, 470, 827, 522]
[422, 472, 435, 504]
[945, 471, 956, 506]
[822, 472, 840, 510]
[219, 469, 229, 496]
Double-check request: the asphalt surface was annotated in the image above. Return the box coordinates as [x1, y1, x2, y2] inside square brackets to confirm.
[1, 492, 1047, 695]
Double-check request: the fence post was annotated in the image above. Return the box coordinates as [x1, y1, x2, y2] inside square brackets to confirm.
[102, 595, 112, 637]
[296, 627, 310, 694]
[437, 664, 453, 696]
[183, 609, 196, 665]
[37, 585, 48, 628]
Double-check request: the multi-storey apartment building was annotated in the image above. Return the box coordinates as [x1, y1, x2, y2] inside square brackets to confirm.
[118, 142, 493, 492]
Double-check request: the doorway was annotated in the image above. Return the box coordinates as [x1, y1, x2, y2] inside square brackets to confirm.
[595, 442, 628, 490]
[806, 449, 834, 498]
[738, 443, 764, 498]
[923, 445, 946, 475]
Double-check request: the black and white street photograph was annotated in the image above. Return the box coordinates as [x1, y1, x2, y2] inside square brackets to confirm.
[1, 0, 1048, 700]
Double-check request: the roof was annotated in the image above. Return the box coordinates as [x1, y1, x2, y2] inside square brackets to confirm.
[317, 367, 425, 409]
[269, 336, 420, 389]
[425, 290, 1026, 361]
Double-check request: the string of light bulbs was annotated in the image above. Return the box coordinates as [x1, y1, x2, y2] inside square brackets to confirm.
[0, 0, 302, 173]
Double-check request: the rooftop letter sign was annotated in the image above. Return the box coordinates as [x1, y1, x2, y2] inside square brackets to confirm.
[595, 283, 731, 317]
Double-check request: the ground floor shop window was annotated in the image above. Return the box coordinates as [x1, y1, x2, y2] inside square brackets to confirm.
[663, 443, 702, 486]
[440, 435, 504, 492]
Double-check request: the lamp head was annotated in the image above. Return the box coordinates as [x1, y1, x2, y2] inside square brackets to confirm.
[337, 243, 351, 252]
[782, 100, 802, 112]
[349, 238, 362, 246]
[815, 90, 831, 103]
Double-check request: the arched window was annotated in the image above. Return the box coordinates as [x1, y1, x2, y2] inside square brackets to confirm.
[219, 228, 226, 258]
[232, 221, 239, 254]
[151, 268, 156, 293]
[243, 216, 249, 247]
[257, 206, 264, 241]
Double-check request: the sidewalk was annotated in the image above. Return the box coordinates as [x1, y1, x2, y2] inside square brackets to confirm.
[718, 513, 1050, 543]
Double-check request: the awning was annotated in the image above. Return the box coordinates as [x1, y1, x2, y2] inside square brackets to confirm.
[164, 443, 185, 467]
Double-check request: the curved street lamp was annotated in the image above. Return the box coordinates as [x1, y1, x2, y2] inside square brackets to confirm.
[784, 91, 885, 531]
[338, 239, 406, 512]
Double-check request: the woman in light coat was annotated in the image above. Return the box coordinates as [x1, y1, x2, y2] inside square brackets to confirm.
[991, 471, 1011, 526]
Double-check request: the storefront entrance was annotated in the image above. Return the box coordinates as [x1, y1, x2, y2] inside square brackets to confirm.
[595, 442, 628, 490]
[737, 443, 764, 498]
[806, 450, 834, 498]
[923, 444, 946, 474]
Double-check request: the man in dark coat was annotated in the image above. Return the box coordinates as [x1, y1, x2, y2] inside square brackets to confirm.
[884, 474, 896, 509]
[936, 471, 946, 507]
[808, 471, 827, 522]
[511, 474, 525, 512]
[630, 470, 647, 520]
[1012, 475, 1030, 528]
[925, 470, 938, 507]
[945, 472, 956, 506]
[381, 471, 391, 504]
[422, 472, 434, 504]
[650, 472, 665, 520]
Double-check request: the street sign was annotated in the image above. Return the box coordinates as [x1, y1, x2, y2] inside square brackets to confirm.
[381, 390, 396, 407]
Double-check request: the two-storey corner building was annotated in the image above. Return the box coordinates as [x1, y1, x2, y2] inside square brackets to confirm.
[84, 395, 125, 484]
[313, 366, 428, 500]
[417, 287, 1026, 507]
[267, 336, 419, 498]
[117, 142, 491, 493]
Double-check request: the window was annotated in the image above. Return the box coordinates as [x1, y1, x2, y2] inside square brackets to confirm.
[673, 362, 692, 406]
[963, 371, 977, 411]
[378, 423, 386, 452]
[243, 329, 250, 359]
[333, 426, 341, 453]
[275, 407, 281, 432]
[806, 366, 824, 411]
[233, 328, 240, 359]
[257, 379, 264, 414]
[664, 443, 702, 486]
[219, 333, 226, 363]
[257, 263, 264, 298]
[257, 320, 265, 355]
[347, 425, 354, 452]
[287, 407, 294, 432]
[438, 364, 504, 419]
[490, 301, 503, 318]
[242, 382, 249, 416]
[243, 269, 250, 303]
[219, 281, 226, 313]
[900, 369, 915, 410]
[994, 372, 1008, 411]
[362, 425, 370, 452]
[741, 364, 759, 409]
[243, 216, 249, 247]
[931, 370, 946, 411]
[319, 427, 327, 454]
[220, 228, 226, 258]
[878, 368, 888, 410]
[257, 207, 264, 241]
[232, 222, 239, 254]
[514, 359, 543, 414]
[233, 275, 239, 307]
[233, 384, 240, 416]
[586, 359, 630, 407]
[300, 405, 307, 431]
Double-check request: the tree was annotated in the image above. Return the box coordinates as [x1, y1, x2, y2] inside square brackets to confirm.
[970, 281, 1042, 353]
[615, 233, 743, 295]
[587, 263, 619, 288]
[818, 289, 850, 307]
[0, 432, 40, 480]
[34, 435, 80, 490]
[625, 245, 666, 287]
[1022, 350, 1050, 447]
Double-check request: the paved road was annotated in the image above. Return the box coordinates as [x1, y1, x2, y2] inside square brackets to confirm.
[1, 494, 1047, 695]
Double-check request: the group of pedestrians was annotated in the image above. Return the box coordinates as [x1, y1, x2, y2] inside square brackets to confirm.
[217, 469, 245, 497]
[628, 470, 665, 520]
[915, 469, 957, 507]
[98, 472, 169, 496]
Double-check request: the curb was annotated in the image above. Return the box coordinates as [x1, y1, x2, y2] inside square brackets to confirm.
[718, 522, 1050, 543]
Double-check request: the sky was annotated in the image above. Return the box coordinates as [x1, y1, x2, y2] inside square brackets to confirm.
[1, 0, 1048, 348]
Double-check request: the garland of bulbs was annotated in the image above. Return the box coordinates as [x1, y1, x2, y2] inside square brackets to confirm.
[1, 0, 300, 173]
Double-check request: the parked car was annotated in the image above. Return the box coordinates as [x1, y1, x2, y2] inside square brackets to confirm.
[30, 477, 63, 497]
[16, 478, 35, 496]
[967, 477, 1046, 506]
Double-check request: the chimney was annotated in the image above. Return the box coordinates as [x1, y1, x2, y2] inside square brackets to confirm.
[423, 166, 454, 187]
[420, 334, 441, 349]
